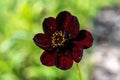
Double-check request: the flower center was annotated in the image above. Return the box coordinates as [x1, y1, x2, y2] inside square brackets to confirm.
[52, 31, 66, 48]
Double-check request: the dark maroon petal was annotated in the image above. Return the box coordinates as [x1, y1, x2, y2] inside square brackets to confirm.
[55, 51, 73, 70]
[56, 11, 79, 38]
[56, 11, 72, 30]
[33, 33, 53, 50]
[73, 30, 93, 49]
[71, 45, 83, 62]
[68, 16, 80, 38]
[40, 51, 56, 66]
[43, 17, 57, 34]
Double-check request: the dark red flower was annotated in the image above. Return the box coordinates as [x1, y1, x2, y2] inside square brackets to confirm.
[33, 11, 93, 70]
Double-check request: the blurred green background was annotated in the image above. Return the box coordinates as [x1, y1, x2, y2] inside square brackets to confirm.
[0, 0, 118, 80]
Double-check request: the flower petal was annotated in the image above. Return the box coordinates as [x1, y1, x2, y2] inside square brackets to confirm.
[56, 11, 79, 38]
[55, 51, 73, 70]
[68, 16, 80, 38]
[43, 17, 57, 34]
[33, 33, 53, 50]
[56, 11, 72, 30]
[40, 51, 56, 66]
[72, 45, 83, 62]
[73, 30, 93, 49]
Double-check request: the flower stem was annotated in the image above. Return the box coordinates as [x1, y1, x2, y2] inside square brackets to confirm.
[76, 63, 82, 80]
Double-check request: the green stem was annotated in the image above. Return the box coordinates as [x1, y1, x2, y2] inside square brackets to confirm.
[76, 63, 82, 80]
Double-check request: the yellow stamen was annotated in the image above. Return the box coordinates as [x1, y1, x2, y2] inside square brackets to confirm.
[52, 31, 66, 48]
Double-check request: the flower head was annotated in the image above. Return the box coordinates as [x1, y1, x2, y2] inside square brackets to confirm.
[33, 11, 93, 70]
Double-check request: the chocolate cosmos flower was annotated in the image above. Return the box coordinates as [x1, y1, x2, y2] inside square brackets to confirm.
[33, 11, 93, 70]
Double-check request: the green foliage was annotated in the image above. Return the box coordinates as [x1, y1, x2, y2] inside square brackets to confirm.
[0, 0, 117, 80]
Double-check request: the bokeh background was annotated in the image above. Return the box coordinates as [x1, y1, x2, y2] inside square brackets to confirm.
[0, 0, 119, 80]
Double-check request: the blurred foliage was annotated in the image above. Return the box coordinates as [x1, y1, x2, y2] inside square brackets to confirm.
[0, 0, 118, 80]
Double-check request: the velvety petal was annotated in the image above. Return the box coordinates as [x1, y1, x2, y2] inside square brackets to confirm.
[68, 16, 80, 38]
[71, 44, 83, 62]
[56, 11, 72, 30]
[56, 11, 79, 38]
[40, 51, 56, 66]
[43, 17, 57, 34]
[73, 30, 93, 49]
[55, 51, 73, 70]
[33, 33, 53, 50]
